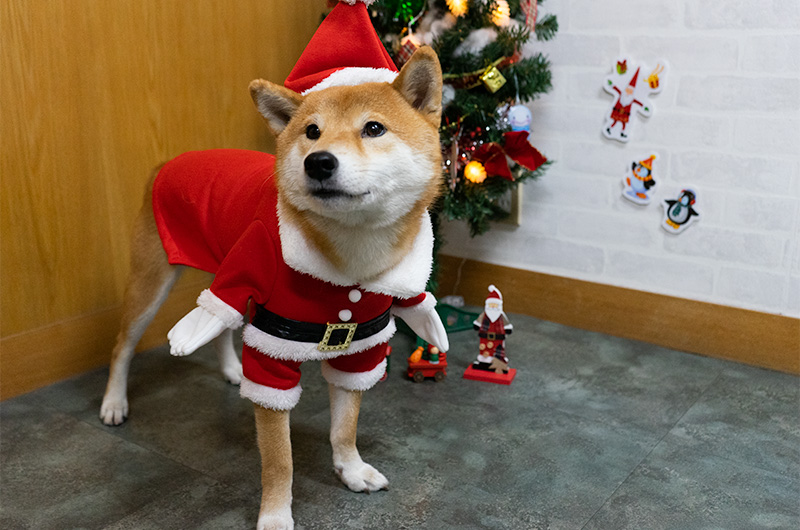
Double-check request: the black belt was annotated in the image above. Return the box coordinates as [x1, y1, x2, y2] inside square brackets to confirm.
[251, 305, 391, 352]
[478, 332, 505, 340]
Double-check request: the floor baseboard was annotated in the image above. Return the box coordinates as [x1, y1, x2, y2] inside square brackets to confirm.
[1, 277, 210, 400]
[437, 255, 799, 375]
[3, 257, 795, 401]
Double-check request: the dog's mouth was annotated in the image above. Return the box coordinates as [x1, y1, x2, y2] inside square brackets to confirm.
[309, 187, 370, 201]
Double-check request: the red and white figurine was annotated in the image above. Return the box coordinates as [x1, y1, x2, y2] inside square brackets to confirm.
[463, 285, 516, 385]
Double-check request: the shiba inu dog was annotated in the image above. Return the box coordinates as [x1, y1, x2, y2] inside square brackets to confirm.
[99, 28, 448, 530]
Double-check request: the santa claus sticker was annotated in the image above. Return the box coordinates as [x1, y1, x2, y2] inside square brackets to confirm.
[602, 58, 667, 143]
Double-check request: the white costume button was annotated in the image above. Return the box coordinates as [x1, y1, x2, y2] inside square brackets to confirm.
[339, 309, 352, 322]
[348, 289, 362, 303]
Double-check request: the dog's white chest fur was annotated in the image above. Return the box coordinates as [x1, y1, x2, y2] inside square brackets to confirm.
[277, 202, 434, 298]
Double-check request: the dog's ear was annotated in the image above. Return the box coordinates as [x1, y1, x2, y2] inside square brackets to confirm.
[392, 46, 443, 126]
[249, 79, 304, 134]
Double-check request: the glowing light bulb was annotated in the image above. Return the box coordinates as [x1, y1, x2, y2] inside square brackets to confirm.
[446, 0, 468, 18]
[401, 31, 421, 47]
[464, 161, 487, 183]
[492, 0, 511, 26]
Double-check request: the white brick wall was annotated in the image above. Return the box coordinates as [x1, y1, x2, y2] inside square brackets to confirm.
[441, 0, 800, 317]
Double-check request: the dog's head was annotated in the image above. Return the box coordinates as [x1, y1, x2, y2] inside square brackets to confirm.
[249, 47, 443, 228]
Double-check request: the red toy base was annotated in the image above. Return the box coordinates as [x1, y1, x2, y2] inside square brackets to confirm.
[407, 353, 448, 383]
[462, 365, 516, 385]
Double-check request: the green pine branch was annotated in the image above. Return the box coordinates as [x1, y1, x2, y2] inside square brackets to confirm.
[369, 0, 557, 254]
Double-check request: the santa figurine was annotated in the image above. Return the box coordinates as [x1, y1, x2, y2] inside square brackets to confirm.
[463, 285, 517, 384]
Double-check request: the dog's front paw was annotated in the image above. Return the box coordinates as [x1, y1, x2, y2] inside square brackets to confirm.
[257, 509, 294, 530]
[221, 361, 243, 385]
[100, 396, 129, 426]
[335, 460, 389, 493]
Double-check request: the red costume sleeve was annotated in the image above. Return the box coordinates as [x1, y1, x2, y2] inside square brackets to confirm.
[392, 292, 428, 307]
[208, 219, 279, 316]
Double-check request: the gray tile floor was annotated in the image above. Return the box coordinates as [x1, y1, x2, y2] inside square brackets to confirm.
[1, 313, 798, 529]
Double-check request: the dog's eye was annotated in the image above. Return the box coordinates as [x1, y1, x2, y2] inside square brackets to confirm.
[362, 121, 386, 138]
[306, 124, 321, 140]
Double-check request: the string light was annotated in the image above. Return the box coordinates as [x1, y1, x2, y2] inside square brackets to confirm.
[464, 161, 487, 183]
[492, 0, 511, 26]
[400, 30, 422, 47]
[446, 0, 468, 18]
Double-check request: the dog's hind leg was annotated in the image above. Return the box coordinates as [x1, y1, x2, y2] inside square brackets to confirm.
[329, 385, 389, 493]
[254, 404, 295, 530]
[100, 182, 183, 426]
[213, 328, 243, 385]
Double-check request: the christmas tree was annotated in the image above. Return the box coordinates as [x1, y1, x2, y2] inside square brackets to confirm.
[367, 0, 557, 289]
[369, 0, 556, 233]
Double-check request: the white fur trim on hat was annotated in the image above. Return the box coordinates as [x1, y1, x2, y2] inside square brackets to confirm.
[321, 358, 387, 391]
[240, 377, 303, 411]
[338, 0, 377, 6]
[197, 289, 244, 329]
[302, 67, 398, 95]
[242, 318, 397, 362]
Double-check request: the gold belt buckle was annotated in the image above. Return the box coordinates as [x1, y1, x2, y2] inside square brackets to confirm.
[486, 332, 497, 340]
[318, 322, 358, 352]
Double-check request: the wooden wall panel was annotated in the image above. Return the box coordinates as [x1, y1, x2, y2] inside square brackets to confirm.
[1, 0, 325, 398]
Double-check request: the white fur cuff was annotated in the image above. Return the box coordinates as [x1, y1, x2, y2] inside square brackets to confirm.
[240, 377, 303, 411]
[321, 358, 387, 392]
[197, 289, 244, 329]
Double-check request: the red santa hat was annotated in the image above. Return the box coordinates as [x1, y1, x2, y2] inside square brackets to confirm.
[486, 284, 503, 301]
[628, 67, 640, 88]
[284, 0, 399, 95]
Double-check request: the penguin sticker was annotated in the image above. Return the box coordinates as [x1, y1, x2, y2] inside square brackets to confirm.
[661, 189, 700, 234]
[622, 154, 657, 205]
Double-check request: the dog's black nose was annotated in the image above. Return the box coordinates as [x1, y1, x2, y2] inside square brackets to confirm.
[304, 151, 338, 181]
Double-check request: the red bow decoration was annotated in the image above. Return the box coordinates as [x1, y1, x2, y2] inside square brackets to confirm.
[472, 131, 547, 181]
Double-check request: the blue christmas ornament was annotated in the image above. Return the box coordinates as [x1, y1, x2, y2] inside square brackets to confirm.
[508, 104, 532, 132]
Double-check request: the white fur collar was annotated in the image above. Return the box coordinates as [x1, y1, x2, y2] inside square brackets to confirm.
[277, 202, 433, 299]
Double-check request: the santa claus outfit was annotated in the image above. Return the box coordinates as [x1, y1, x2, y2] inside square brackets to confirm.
[159, 0, 443, 411]
[154, 149, 436, 410]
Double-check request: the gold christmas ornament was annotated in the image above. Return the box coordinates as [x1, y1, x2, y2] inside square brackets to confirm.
[464, 161, 487, 183]
[480, 65, 507, 93]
